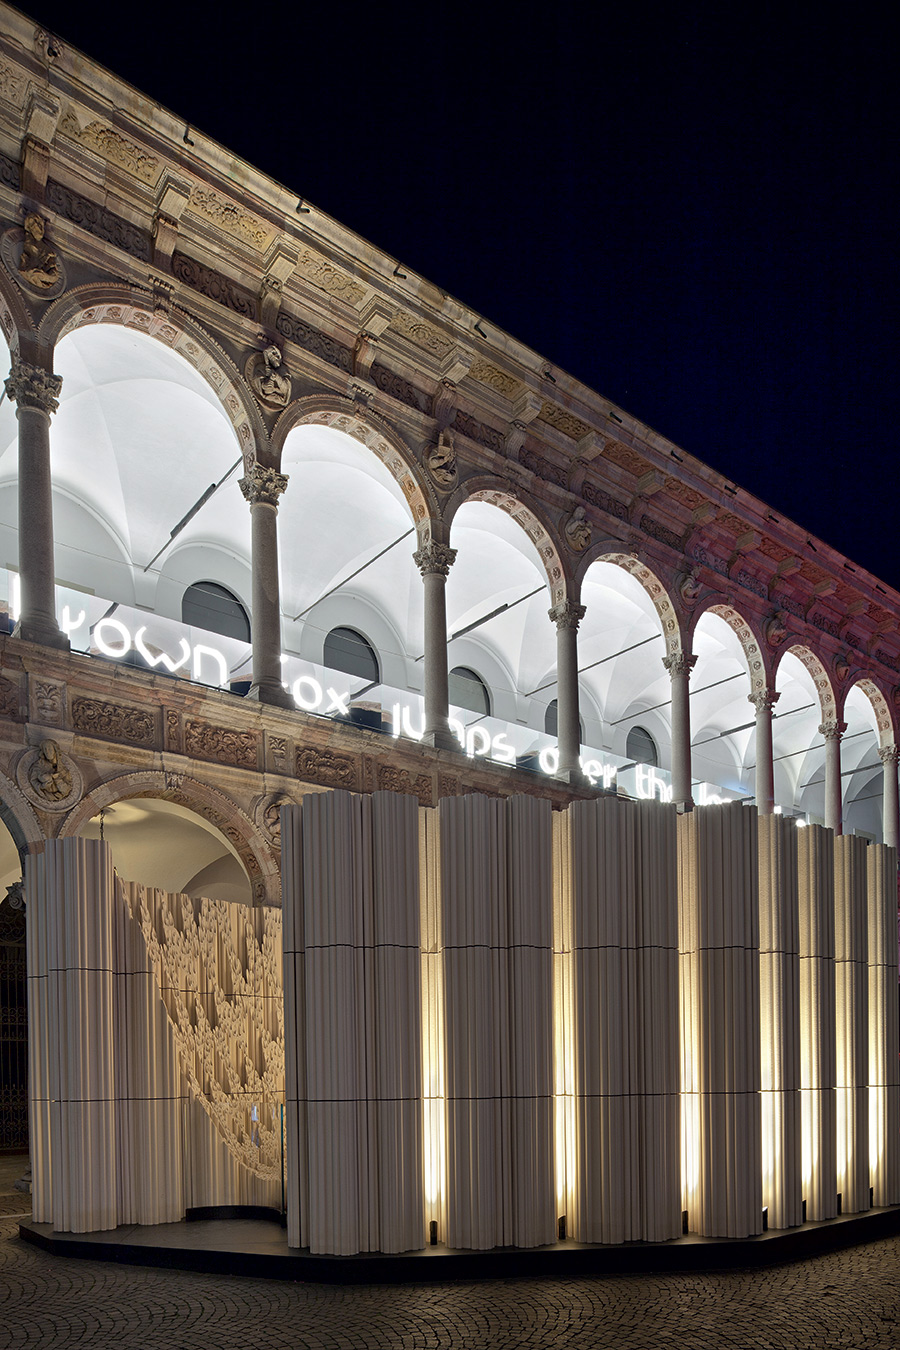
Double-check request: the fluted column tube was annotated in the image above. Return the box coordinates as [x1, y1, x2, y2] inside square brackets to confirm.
[239, 461, 292, 707]
[878, 746, 899, 849]
[750, 688, 779, 816]
[549, 600, 585, 783]
[5, 358, 66, 647]
[820, 721, 846, 835]
[413, 541, 457, 750]
[663, 652, 696, 808]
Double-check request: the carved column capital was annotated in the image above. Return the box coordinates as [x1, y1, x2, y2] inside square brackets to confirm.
[239, 462, 289, 508]
[413, 542, 457, 577]
[663, 652, 697, 679]
[818, 720, 847, 742]
[749, 689, 780, 715]
[548, 600, 586, 632]
[878, 745, 900, 767]
[4, 359, 62, 415]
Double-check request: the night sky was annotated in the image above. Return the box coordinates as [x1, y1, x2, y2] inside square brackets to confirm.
[20, 3, 899, 588]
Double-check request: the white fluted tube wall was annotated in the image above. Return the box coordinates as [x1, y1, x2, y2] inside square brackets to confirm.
[678, 803, 762, 1237]
[758, 814, 802, 1228]
[797, 823, 837, 1221]
[834, 834, 869, 1213]
[26, 839, 118, 1233]
[282, 791, 423, 1255]
[866, 843, 900, 1206]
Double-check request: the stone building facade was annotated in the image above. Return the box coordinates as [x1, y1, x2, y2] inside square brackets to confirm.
[0, 5, 897, 1253]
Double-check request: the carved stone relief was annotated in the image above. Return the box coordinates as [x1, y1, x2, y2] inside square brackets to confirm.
[255, 792, 293, 848]
[424, 431, 458, 490]
[30, 679, 64, 726]
[71, 697, 156, 745]
[184, 722, 259, 769]
[58, 108, 161, 184]
[563, 506, 592, 552]
[296, 746, 358, 790]
[245, 345, 291, 410]
[377, 764, 433, 806]
[1, 214, 66, 297]
[16, 740, 82, 812]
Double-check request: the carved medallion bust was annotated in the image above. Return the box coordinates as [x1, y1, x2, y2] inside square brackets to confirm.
[245, 344, 291, 409]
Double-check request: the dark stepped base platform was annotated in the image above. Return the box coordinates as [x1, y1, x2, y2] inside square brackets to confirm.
[19, 1204, 900, 1284]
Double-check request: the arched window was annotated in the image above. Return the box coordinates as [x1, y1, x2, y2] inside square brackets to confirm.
[544, 699, 584, 740]
[449, 666, 491, 717]
[626, 725, 658, 767]
[182, 582, 250, 642]
[323, 627, 380, 684]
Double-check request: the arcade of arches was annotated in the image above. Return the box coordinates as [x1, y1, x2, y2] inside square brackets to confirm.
[0, 317, 897, 854]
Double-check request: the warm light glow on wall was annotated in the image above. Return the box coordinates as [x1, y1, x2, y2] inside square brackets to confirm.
[552, 812, 577, 1222]
[419, 809, 446, 1237]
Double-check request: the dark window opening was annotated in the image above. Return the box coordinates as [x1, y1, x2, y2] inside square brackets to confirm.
[323, 627, 380, 684]
[182, 582, 250, 643]
[449, 666, 491, 717]
[626, 725, 658, 767]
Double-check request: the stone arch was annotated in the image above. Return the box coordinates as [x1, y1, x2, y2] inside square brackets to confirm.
[846, 676, 896, 750]
[0, 766, 46, 858]
[577, 545, 683, 658]
[447, 477, 567, 607]
[690, 600, 770, 695]
[58, 772, 280, 906]
[775, 643, 837, 724]
[38, 284, 267, 463]
[0, 267, 38, 361]
[272, 394, 436, 537]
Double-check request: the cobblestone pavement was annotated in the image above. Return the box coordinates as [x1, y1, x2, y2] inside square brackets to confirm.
[2, 1216, 900, 1349]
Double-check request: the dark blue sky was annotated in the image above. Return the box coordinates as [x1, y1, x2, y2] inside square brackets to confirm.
[24, 3, 899, 587]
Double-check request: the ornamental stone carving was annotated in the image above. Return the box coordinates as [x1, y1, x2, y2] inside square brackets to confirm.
[0, 212, 66, 297]
[663, 653, 697, 679]
[377, 764, 433, 805]
[878, 746, 900, 767]
[239, 461, 289, 508]
[245, 344, 291, 409]
[17, 739, 82, 811]
[764, 610, 789, 647]
[548, 600, 586, 631]
[413, 542, 457, 578]
[748, 689, 780, 715]
[677, 567, 702, 606]
[818, 720, 847, 741]
[296, 746, 357, 790]
[72, 696, 156, 744]
[4, 881, 24, 911]
[256, 792, 293, 847]
[4, 359, 63, 415]
[424, 431, 458, 489]
[31, 679, 64, 725]
[184, 721, 259, 768]
[834, 653, 852, 683]
[563, 506, 592, 552]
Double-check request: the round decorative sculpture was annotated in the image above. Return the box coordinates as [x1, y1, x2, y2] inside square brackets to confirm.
[16, 739, 83, 812]
[1, 213, 67, 298]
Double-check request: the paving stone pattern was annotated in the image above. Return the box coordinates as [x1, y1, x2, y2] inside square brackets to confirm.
[2, 1216, 900, 1349]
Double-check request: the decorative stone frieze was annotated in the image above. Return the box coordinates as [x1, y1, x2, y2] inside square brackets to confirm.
[72, 697, 156, 745]
[58, 107, 161, 184]
[296, 746, 357, 790]
[377, 764, 433, 805]
[184, 721, 259, 768]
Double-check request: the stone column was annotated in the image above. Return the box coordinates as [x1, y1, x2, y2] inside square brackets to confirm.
[239, 461, 292, 708]
[548, 600, 586, 783]
[663, 652, 696, 808]
[750, 688, 780, 816]
[4, 358, 66, 648]
[413, 541, 458, 751]
[878, 745, 900, 850]
[819, 721, 846, 835]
